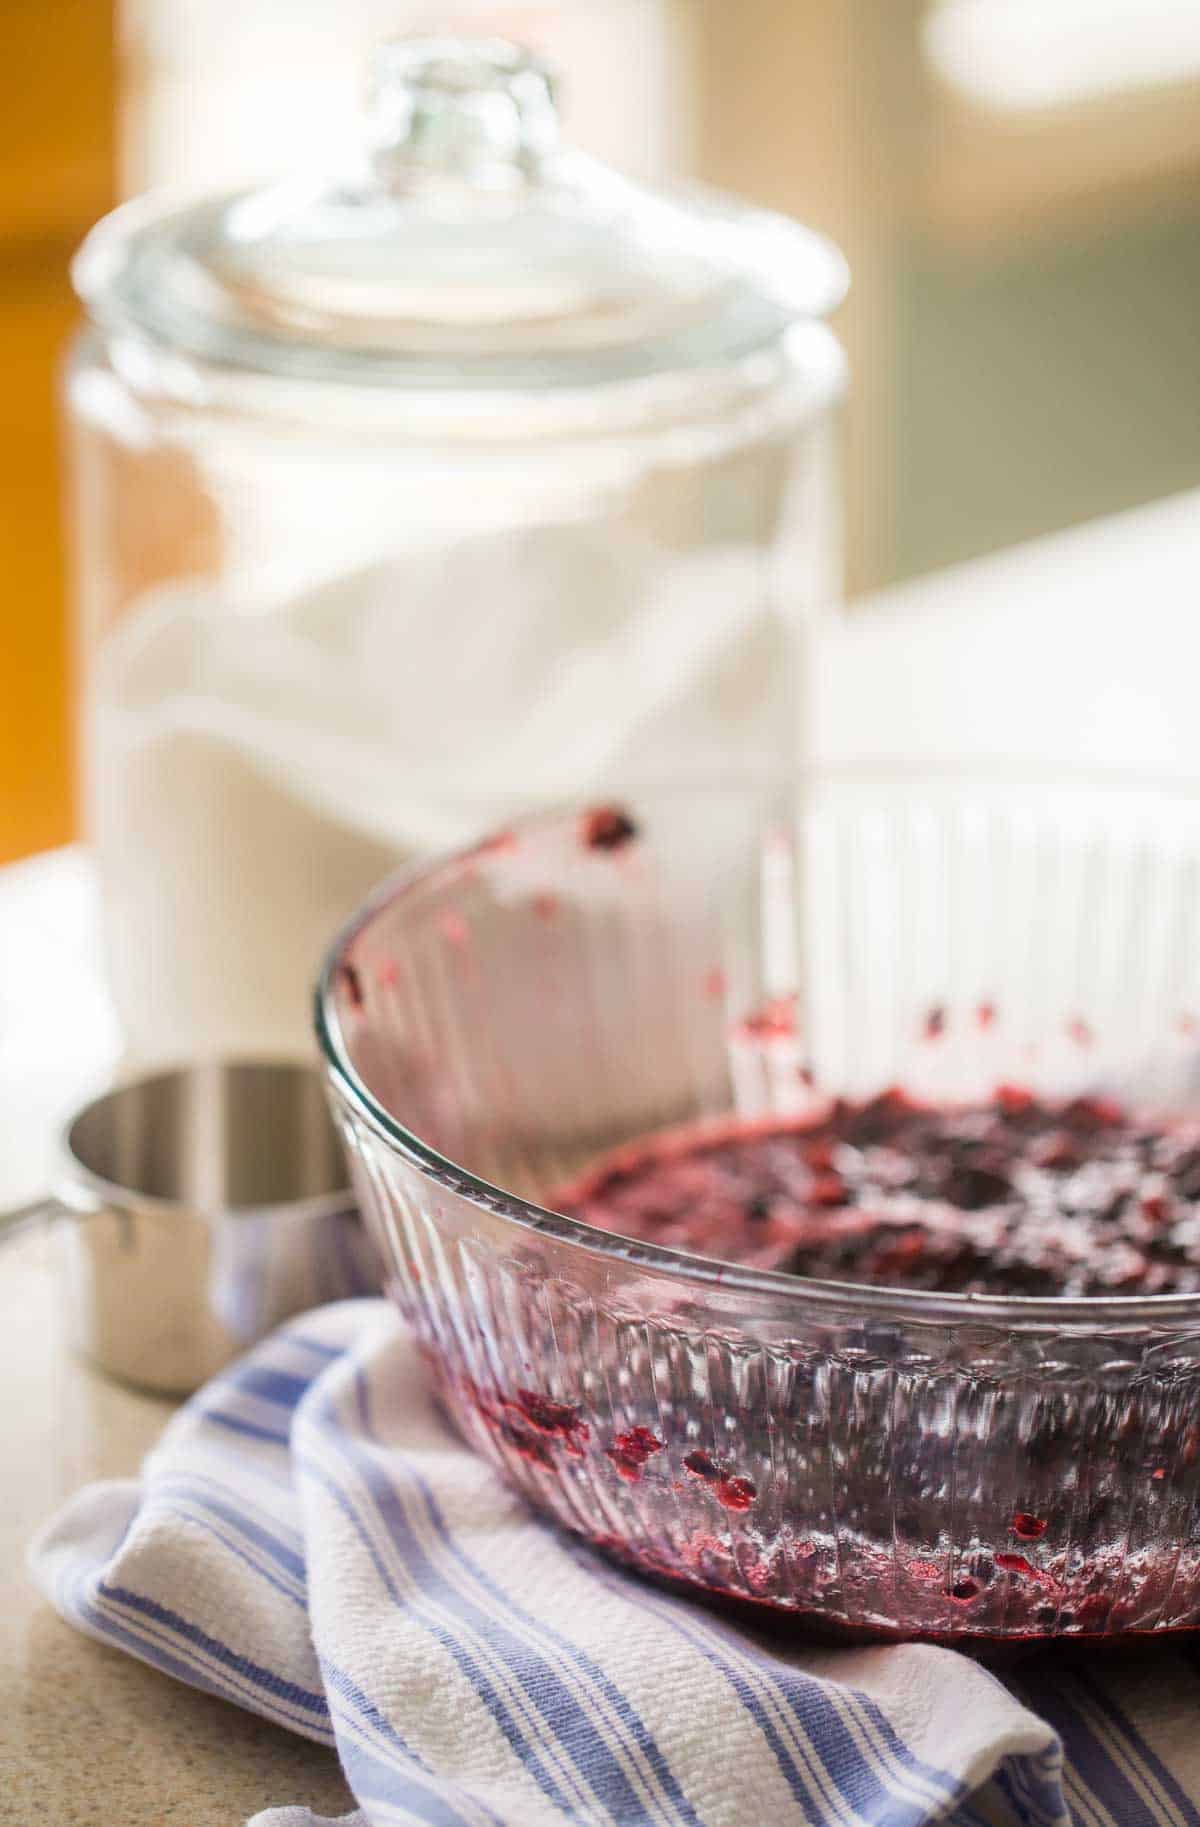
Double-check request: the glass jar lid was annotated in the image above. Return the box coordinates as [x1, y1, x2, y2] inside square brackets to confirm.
[75, 37, 848, 390]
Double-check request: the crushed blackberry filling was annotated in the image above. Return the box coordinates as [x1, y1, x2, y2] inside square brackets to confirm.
[337, 961, 364, 1011]
[605, 1427, 665, 1482]
[683, 1449, 757, 1511]
[557, 1090, 1200, 1298]
[581, 805, 639, 851]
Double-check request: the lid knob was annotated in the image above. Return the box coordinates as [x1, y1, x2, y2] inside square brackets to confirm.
[367, 37, 559, 196]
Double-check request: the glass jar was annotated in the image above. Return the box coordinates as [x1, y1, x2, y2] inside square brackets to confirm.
[66, 37, 847, 1065]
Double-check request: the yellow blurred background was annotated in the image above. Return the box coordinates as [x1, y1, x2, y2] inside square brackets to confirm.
[1, 1, 113, 861]
[4, 0, 1200, 864]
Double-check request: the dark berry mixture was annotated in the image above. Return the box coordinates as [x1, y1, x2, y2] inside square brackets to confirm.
[736, 994, 797, 1040]
[605, 1426, 664, 1482]
[580, 805, 639, 851]
[337, 961, 364, 1011]
[556, 1090, 1200, 1298]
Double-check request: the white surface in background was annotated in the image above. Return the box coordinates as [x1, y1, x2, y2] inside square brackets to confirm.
[810, 485, 1200, 780]
[924, 0, 1200, 112]
[0, 849, 120, 1207]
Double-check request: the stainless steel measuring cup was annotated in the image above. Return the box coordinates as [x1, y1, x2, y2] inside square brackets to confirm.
[1, 1061, 377, 1395]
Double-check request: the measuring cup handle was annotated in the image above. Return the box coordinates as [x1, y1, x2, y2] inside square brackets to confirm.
[0, 1196, 67, 1245]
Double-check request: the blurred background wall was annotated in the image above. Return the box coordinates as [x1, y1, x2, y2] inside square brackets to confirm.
[3, 0, 1200, 862]
[0, 0, 114, 861]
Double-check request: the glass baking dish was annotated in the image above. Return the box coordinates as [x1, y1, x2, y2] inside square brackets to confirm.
[317, 779, 1200, 1644]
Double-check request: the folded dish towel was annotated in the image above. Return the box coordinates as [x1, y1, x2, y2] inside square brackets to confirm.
[28, 1300, 1200, 1827]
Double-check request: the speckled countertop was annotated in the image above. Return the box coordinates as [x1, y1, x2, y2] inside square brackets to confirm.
[0, 1226, 355, 1826]
[0, 851, 354, 1825]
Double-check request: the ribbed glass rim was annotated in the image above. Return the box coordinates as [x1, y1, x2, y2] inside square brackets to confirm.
[315, 785, 1200, 1330]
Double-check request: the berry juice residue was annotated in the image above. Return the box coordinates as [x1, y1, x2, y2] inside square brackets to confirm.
[556, 1090, 1200, 1298]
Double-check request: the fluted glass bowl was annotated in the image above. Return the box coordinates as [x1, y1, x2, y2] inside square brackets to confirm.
[317, 780, 1200, 1645]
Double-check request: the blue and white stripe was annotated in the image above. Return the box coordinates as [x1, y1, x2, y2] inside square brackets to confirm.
[27, 1300, 1200, 1827]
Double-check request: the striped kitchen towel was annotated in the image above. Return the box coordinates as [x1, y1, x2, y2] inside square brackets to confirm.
[27, 1300, 1200, 1827]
